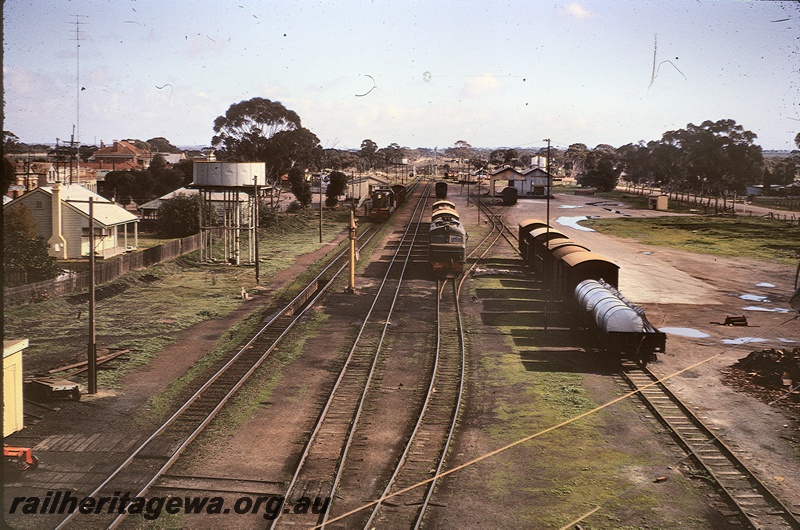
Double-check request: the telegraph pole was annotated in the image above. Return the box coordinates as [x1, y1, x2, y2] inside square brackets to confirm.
[253, 177, 260, 285]
[88, 197, 97, 394]
[347, 210, 357, 293]
[543, 138, 551, 333]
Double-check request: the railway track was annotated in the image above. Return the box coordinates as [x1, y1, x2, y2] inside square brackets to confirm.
[52, 216, 387, 529]
[269, 183, 433, 529]
[361, 277, 466, 529]
[620, 361, 800, 530]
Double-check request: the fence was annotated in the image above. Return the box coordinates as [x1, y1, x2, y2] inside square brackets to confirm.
[4, 233, 202, 307]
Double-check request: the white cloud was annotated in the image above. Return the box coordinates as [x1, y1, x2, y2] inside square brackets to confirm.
[460, 75, 505, 99]
[563, 3, 596, 19]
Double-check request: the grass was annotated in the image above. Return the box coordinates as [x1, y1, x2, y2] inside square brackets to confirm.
[455, 271, 721, 529]
[581, 214, 800, 264]
[3, 209, 353, 389]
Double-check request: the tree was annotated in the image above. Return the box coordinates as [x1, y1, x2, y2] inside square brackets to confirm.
[147, 136, 182, 153]
[3, 204, 61, 283]
[211, 97, 301, 162]
[2, 157, 16, 195]
[3, 131, 21, 153]
[564, 143, 589, 179]
[661, 119, 763, 198]
[150, 154, 168, 171]
[262, 127, 321, 183]
[325, 171, 348, 206]
[4, 203, 36, 237]
[503, 149, 519, 167]
[155, 194, 203, 237]
[582, 149, 622, 191]
[617, 143, 651, 186]
[288, 166, 312, 207]
[359, 139, 379, 169]
[795, 132, 800, 150]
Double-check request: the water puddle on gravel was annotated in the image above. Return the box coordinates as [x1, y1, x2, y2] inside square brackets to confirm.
[738, 293, 771, 302]
[558, 205, 581, 209]
[660, 327, 710, 338]
[721, 337, 770, 345]
[742, 306, 791, 313]
[556, 216, 596, 232]
[755, 282, 776, 288]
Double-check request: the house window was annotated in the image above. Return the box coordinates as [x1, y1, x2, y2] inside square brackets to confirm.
[35, 201, 43, 209]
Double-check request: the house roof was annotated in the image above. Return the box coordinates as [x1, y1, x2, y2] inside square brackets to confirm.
[92, 140, 150, 159]
[82, 159, 140, 172]
[139, 187, 247, 212]
[489, 166, 524, 177]
[521, 167, 551, 177]
[37, 185, 138, 227]
[139, 187, 199, 211]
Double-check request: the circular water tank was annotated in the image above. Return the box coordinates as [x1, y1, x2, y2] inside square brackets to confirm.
[594, 299, 644, 333]
[193, 162, 268, 188]
[575, 280, 611, 311]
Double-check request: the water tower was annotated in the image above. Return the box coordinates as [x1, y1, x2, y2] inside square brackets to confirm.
[191, 161, 268, 265]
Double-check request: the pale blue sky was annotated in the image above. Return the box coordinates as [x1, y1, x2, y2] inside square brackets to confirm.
[4, 0, 799, 151]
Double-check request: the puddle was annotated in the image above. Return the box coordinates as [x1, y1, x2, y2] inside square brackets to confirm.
[661, 327, 710, 338]
[642, 251, 652, 255]
[742, 306, 790, 313]
[738, 294, 771, 302]
[779, 338, 798, 343]
[558, 205, 581, 209]
[755, 282, 775, 288]
[721, 337, 769, 345]
[556, 216, 596, 232]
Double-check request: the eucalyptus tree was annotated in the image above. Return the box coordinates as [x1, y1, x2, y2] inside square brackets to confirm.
[359, 139, 379, 169]
[661, 119, 763, 204]
[564, 143, 589, 179]
[211, 97, 302, 162]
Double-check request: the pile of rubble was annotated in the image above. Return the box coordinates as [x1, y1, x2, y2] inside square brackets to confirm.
[723, 348, 800, 413]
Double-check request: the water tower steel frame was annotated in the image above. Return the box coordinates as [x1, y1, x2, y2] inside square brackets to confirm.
[191, 162, 268, 265]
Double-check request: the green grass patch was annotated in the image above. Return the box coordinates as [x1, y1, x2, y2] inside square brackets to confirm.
[582, 214, 800, 264]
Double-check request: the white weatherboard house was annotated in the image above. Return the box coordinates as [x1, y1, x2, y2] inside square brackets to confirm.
[4, 183, 139, 259]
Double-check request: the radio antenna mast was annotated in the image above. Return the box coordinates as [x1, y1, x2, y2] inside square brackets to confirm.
[72, 15, 88, 183]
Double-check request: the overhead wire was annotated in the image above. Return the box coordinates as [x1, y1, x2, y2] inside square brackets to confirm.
[318, 280, 798, 529]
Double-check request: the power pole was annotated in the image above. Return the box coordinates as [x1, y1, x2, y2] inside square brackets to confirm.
[253, 177, 260, 285]
[543, 138, 551, 333]
[88, 197, 97, 394]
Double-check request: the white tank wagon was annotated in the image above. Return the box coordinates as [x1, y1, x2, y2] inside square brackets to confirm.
[574, 279, 666, 364]
[191, 162, 269, 265]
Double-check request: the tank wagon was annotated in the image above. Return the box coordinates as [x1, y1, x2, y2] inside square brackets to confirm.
[435, 181, 448, 199]
[432, 199, 456, 212]
[429, 202, 467, 277]
[502, 186, 518, 205]
[431, 207, 460, 223]
[518, 220, 665, 364]
[575, 280, 666, 364]
[369, 184, 407, 221]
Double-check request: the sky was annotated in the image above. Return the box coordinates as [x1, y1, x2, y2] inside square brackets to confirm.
[3, 0, 799, 152]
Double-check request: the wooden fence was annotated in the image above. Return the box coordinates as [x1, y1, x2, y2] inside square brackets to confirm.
[4, 233, 202, 307]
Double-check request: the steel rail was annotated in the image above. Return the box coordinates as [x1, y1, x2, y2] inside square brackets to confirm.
[472, 192, 520, 254]
[54, 222, 385, 530]
[412, 277, 467, 529]
[361, 276, 466, 529]
[621, 361, 800, 529]
[269, 182, 432, 529]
